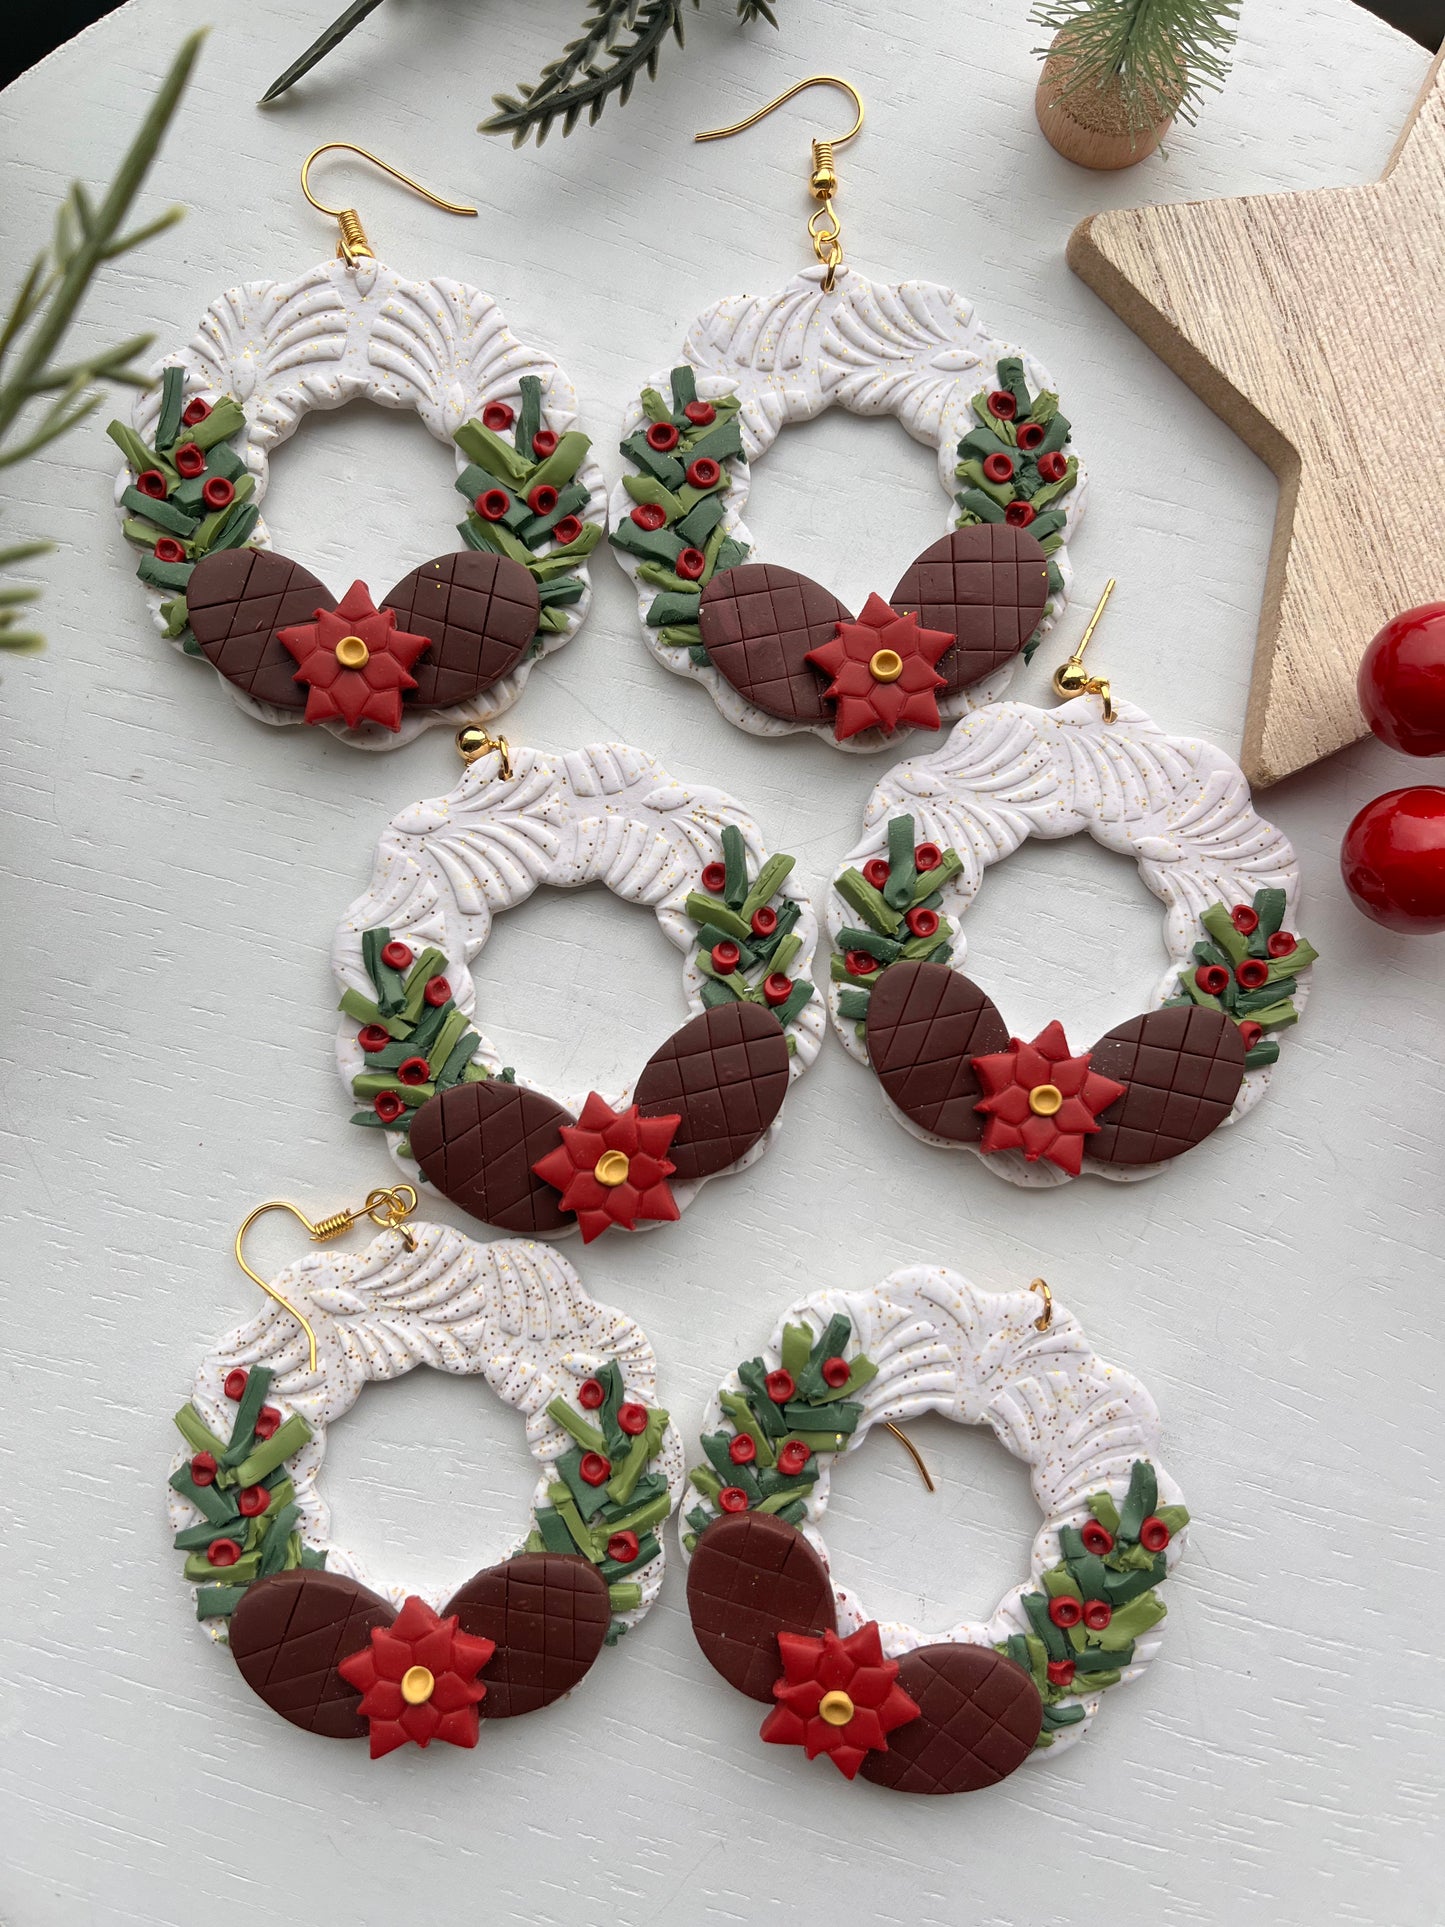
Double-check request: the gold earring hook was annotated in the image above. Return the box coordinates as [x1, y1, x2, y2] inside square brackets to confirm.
[695, 76, 865, 293]
[883, 1420, 936, 1492]
[456, 725, 512, 777]
[234, 1186, 419, 1372]
[300, 142, 477, 267]
[1030, 1278, 1054, 1332]
[1051, 577, 1117, 723]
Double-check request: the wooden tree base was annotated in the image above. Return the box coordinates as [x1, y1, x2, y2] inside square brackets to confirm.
[1035, 33, 1177, 170]
[1068, 46, 1445, 787]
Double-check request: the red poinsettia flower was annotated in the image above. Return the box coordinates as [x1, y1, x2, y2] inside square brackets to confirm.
[972, 1020, 1127, 1175]
[277, 581, 432, 732]
[805, 594, 953, 740]
[531, 1094, 682, 1243]
[336, 1595, 494, 1759]
[760, 1622, 920, 1779]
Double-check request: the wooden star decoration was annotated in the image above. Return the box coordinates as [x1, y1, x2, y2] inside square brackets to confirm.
[1068, 48, 1445, 788]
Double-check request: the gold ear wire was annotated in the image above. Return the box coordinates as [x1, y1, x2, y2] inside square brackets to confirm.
[1030, 1278, 1054, 1332]
[1051, 579, 1117, 722]
[883, 1420, 936, 1492]
[234, 1186, 419, 1371]
[695, 76, 865, 291]
[300, 142, 477, 266]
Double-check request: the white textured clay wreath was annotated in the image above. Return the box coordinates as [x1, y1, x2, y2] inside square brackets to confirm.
[333, 739, 823, 1239]
[681, 1270, 1189, 1793]
[825, 695, 1318, 1186]
[108, 256, 606, 747]
[608, 266, 1086, 752]
[167, 1221, 685, 1757]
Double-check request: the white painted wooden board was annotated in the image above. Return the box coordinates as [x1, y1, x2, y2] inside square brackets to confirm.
[0, 1, 1439, 1920]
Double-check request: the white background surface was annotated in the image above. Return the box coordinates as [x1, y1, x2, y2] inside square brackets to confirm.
[1, 2, 1440, 1921]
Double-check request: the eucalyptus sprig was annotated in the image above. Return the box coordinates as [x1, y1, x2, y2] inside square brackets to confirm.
[0, 32, 203, 652]
[1030, 0, 1240, 132]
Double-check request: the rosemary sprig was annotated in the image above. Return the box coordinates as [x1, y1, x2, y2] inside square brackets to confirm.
[0, 31, 203, 651]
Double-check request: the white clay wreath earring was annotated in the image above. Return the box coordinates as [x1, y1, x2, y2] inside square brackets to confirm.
[109, 144, 607, 748]
[824, 584, 1319, 1186]
[608, 76, 1085, 753]
[332, 728, 823, 1240]
[167, 1190, 684, 1758]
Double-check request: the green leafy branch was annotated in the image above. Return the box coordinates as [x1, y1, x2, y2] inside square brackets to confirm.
[1030, 0, 1240, 132]
[482, 0, 778, 145]
[0, 31, 203, 652]
[260, 0, 778, 135]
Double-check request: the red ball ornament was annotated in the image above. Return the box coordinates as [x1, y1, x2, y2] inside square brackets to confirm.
[1357, 603, 1445, 755]
[1341, 787, 1445, 933]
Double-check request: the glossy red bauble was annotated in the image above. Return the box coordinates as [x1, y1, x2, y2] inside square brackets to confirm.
[1357, 603, 1445, 755]
[1341, 788, 1445, 933]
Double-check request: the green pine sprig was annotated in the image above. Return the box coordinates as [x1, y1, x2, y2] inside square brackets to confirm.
[0, 31, 203, 652]
[1031, 0, 1240, 132]
[482, 0, 778, 146]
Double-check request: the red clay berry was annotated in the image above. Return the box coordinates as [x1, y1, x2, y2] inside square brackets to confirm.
[645, 422, 680, 452]
[531, 429, 559, 459]
[481, 401, 514, 433]
[764, 1369, 796, 1404]
[987, 390, 1017, 420]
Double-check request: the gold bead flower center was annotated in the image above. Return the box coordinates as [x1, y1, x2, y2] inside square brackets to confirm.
[868, 648, 903, 684]
[594, 1150, 631, 1187]
[401, 1664, 436, 1705]
[1028, 1083, 1064, 1117]
[334, 634, 371, 669]
[818, 1689, 856, 1726]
